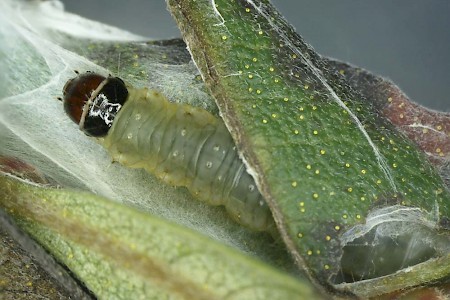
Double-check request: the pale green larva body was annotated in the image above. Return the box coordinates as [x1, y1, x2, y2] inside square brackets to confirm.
[100, 87, 275, 232]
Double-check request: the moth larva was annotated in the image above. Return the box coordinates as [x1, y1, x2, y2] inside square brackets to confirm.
[63, 73, 275, 232]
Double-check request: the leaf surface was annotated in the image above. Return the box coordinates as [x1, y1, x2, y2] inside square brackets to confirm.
[0, 174, 317, 299]
[167, 0, 450, 293]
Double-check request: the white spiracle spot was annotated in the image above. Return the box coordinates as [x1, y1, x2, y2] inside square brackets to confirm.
[135, 113, 141, 121]
[181, 129, 187, 136]
[127, 133, 133, 139]
[206, 161, 213, 168]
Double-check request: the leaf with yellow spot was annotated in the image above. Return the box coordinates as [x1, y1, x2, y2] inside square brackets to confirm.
[167, 0, 450, 296]
[326, 58, 450, 189]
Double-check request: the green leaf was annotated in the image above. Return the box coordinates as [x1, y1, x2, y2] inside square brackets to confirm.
[325, 58, 450, 186]
[166, 0, 450, 294]
[0, 174, 318, 299]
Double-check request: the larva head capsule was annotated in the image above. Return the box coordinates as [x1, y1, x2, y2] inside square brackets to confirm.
[62, 72, 129, 137]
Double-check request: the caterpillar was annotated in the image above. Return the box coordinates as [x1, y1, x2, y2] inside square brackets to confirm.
[62, 72, 275, 233]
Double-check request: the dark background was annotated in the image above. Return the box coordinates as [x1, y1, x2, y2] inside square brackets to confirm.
[61, 0, 449, 111]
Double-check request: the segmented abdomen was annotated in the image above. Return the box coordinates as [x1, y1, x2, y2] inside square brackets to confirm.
[102, 88, 274, 232]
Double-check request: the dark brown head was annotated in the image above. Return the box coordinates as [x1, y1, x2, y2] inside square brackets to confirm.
[62, 72, 129, 137]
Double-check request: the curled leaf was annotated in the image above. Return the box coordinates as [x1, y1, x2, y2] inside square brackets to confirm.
[167, 0, 450, 296]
